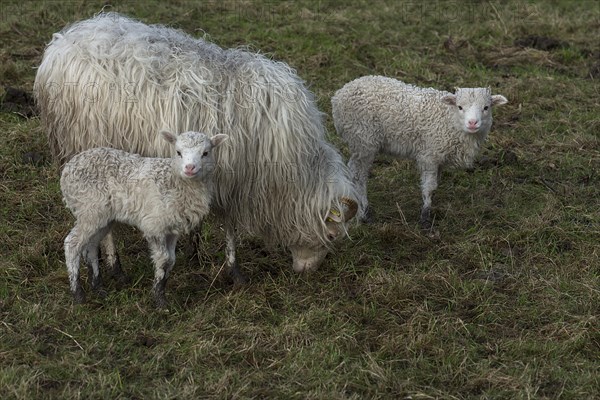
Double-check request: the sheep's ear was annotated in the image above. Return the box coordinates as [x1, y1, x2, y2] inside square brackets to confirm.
[491, 94, 508, 106]
[210, 134, 228, 148]
[441, 94, 457, 106]
[160, 130, 178, 144]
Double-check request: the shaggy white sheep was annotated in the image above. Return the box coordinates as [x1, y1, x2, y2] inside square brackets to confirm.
[61, 130, 227, 308]
[332, 76, 508, 228]
[34, 12, 358, 279]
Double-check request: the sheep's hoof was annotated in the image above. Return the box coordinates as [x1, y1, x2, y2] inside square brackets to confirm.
[73, 286, 86, 304]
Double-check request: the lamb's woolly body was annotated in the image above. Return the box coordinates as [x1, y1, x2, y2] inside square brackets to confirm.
[333, 76, 488, 169]
[60, 131, 220, 307]
[332, 75, 507, 225]
[61, 148, 212, 238]
[35, 13, 356, 265]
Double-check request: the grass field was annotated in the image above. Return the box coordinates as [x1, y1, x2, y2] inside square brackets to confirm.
[1, 1, 599, 398]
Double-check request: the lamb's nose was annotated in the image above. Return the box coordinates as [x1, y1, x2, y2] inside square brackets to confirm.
[184, 164, 196, 174]
[468, 119, 478, 127]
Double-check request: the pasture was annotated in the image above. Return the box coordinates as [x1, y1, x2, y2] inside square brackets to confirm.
[0, 1, 598, 398]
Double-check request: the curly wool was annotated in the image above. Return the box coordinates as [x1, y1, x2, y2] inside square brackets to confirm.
[60, 131, 220, 306]
[61, 148, 212, 240]
[333, 76, 495, 169]
[332, 75, 507, 222]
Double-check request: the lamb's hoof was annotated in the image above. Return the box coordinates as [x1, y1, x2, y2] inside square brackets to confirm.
[154, 296, 169, 310]
[94, 287, 108, 299]
[419, 218, 433, 231]
[112, 273, 131, 289]
[231, 270, 249, 287]
[73, 287, 86, 304]
[419, 217, 440, 239]
[423, 228, 440, 240]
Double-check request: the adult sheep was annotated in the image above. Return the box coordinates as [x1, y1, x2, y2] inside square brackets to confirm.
[34, 12, 358, 278]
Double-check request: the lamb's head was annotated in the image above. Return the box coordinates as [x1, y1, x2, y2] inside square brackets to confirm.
[441, 88, 508, 135]
[289, 197, 358, 273]
[161, 130, 228, 179]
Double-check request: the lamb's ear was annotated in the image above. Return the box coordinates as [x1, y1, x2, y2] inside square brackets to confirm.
[160, 130, 177, 144]
[491, 94, 508, 106]
[441, 94, 457, 106]
[210, 134, 228, 148]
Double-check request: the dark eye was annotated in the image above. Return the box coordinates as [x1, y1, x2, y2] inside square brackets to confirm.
[458, 106, 463, 110]
[484, 106, 489, 111]
[176, 151, 182, 157]
[202, 151, 209, 157]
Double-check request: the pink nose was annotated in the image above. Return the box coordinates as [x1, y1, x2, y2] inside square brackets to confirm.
[184, 164, 196, 173]
[468, 119, 478, 127]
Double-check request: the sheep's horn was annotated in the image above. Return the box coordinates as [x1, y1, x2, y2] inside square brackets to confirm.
[341, 197, 358, 221]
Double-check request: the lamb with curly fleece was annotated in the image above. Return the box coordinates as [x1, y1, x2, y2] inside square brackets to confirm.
[332, 76, 507, 229]
[60, 130, 227, 308]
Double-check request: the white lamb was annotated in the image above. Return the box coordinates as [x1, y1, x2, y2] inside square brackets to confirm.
[331, 75, 508, 229]
[60, 130, 228, 308]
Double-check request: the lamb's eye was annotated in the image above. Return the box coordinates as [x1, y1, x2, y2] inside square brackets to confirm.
[202, 151, 209, 157]
[176, 151, 182, 157]
[458, 106, 463, 111]
[484, 106, 489, 111]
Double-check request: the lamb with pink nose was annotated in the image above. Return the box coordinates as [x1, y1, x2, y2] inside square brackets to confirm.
[332, 76, 508, 229]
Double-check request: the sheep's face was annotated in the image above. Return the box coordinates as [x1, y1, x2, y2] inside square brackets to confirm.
[161, 131, 228, 180]
[289, 197, 358, 273]
[289, 243, 329, 273]
[442, 88, 508, 135]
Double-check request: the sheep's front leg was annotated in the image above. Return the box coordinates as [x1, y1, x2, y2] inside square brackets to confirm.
[348, 150, 376, 223]
[419, 165, 439, 231]
[148, 235, 177, 309]
[226, 228, 247, 285]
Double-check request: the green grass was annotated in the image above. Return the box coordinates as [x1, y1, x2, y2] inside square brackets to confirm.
[1, 0, 599, 398]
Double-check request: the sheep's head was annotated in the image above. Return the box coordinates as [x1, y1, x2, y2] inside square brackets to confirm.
[441, 88, 507, 135]
[161, 130, 228, 180]
[289, 197, 358, 273]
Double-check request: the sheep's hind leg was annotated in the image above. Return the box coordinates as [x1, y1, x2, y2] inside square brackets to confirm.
[101, 229, 130, 287]
[148, 235, 177, 309]
[419, 165, 439, 232]
[348, 150, 376, 223]
[226, 228, 247, 285]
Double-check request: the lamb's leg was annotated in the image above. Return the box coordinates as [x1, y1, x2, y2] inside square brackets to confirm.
[148, 235, 177, 309]
[64, 223, 103, 304]
[100, 229, 130, 287]
[419, 164, 439, 231]
[348, 150, 376, 223]
[185, 221, 203, 266]
[83, 225, 112, 298]
[64, 226, 85, 304]
[226, 227, 247, 285]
